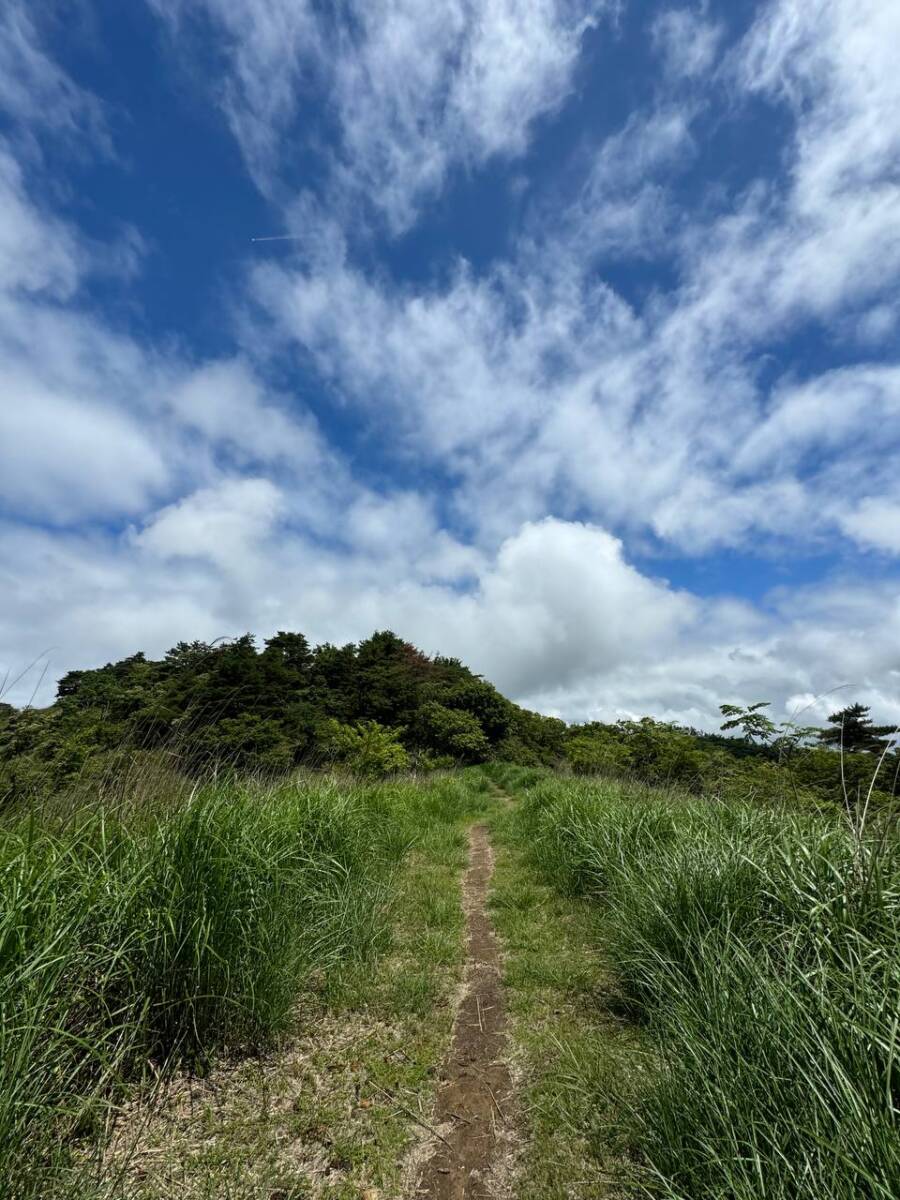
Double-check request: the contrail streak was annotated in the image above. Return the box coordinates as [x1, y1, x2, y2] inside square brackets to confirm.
[250, 235, 304, 242]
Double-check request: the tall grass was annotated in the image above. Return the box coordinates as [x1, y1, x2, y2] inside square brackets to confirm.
[0, 772, 466, 1199]
[508, 770, 900, 1199]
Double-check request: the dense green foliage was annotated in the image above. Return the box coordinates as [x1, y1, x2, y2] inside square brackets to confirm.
[497, 765, 900, 1200]
[818, 701, 898, 753]
[0, 770, 492, 1199]
[2, 628, 896, 814]
[0, 631, 565, 803]
[562, 715, 899, 810]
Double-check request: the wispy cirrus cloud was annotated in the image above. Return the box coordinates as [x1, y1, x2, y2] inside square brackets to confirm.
[651, 7, 723, 81]
[150, 0, 605, 230]
[0, 2, 113, 160]
[240, 0, 900, 561]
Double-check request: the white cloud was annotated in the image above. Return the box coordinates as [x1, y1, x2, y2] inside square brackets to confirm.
[249, 196, 897, 558]
[589, 107, 695, 192]
[732, 366, 900, 478]
[147, 0, 321, 194]
[4, 512, 900, 737]
[652, 7, 723, 80]
[0, 365, 169, 521]
[457, 518, 697, 695]
[0, 146, 84, 297]
[728, 0, 900, 317]
[2, 0, 900, 740]
[249, 234, 640, 477]
[549, 105, 697, 256]
[241, 0, 900, 564]
[839, 500, 900, 556]
[0, 140, 168, 521]
[0, 3, 111, 157]
[150, 0, 603, 230]
[855, 304, 898, 347]
[0, 175, 324, 524]
[0, 69, 327, 526]
[136, 478, 285, 568]
[167, 359, 325, 468]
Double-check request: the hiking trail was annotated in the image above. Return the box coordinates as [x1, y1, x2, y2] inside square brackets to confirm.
[415, 821, 512, 1199]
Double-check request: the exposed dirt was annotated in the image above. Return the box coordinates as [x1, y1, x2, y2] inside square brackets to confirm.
[415, 823, 512, 1200]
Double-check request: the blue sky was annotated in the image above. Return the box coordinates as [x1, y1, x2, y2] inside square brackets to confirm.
[1, 0, 899, 728]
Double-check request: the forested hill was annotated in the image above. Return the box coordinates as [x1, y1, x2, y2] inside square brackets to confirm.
[1, 630, 897, 811]
[0, 631, 566, 797]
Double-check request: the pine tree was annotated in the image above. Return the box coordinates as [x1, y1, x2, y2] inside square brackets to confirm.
[817, 703, 896, 754]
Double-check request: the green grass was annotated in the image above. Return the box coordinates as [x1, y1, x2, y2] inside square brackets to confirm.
[9, 760, 895, 1198]
[487, 799, 638, 1198]
[500, 766, 900, 1200]
[0, 770, 496, 1199]
[105, 771, 494, 1199]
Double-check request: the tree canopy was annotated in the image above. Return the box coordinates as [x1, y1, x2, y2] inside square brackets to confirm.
[0, 630, 563, 799]
[817, 703, 897, 755]
[1, 632, 896, 813]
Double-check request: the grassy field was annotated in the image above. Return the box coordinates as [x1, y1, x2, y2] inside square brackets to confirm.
[487, 797, 637, 1197]
[3, 763, 897, 1198]
[491, 763, 899, 1200]
[0, 771, 496, 1198]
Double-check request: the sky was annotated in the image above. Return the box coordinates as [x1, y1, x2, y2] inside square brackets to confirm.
[1, 0, 899, 730]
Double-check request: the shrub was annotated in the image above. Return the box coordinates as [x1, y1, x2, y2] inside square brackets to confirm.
[564, 730, 632, 775]
[416, 702, 491, 763]
[318, 718, 410, 777]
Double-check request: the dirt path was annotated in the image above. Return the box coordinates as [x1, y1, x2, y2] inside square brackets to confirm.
[415, 822, 512, 1199]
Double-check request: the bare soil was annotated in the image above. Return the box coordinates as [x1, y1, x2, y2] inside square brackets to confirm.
[415, 823, 512, 1200]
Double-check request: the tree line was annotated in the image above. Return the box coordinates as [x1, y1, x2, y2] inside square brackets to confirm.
[565, 701, 898, 810]
[0, 629, 896, 810]
[0, 630, 565, 802]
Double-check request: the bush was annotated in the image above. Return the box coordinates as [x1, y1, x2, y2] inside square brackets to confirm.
[564, 730, 632, 775]
[318, 718, 410, 777]
[416, 702, 491, 762]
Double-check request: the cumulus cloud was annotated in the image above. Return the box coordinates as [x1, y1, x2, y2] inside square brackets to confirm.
[839, 501, 900, 556]
[4, 512, 900, 739]
[136, 478, 285, 567]
[0, 367, 169, 522]
[453, 519, 697, 696]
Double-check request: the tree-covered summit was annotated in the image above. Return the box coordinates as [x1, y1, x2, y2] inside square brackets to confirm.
[0, 630, 565, 799]
[1, 632, 897, 813]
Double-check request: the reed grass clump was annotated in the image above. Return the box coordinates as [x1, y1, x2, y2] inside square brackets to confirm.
[512, 772, 900, 1199]
[0, 774, 424, 1198]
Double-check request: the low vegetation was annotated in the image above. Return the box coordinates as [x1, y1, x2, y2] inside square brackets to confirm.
[1, 631, 897, 1197]
[0, 772, 492, 1198]
[487, 770, 637, 1198]
[498, 764, 899, 1199]
[561, 703, 899, 811]
[103, 771, 496, 1200]
[2, 630, 897, 816]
